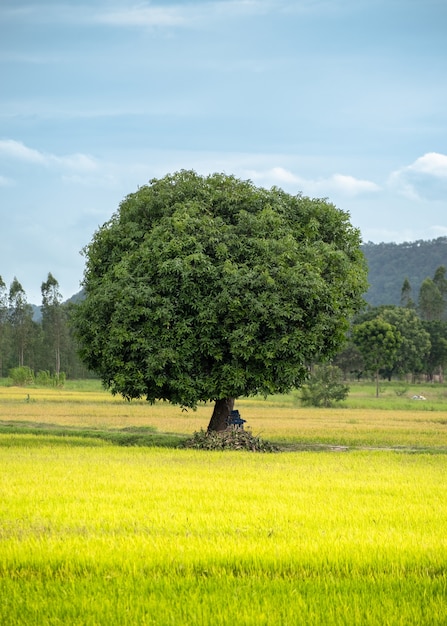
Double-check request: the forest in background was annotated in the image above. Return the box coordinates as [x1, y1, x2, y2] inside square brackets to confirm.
[362, 236, 447, 306]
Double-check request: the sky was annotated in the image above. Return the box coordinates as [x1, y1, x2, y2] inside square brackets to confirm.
[1, 0, 447, 304]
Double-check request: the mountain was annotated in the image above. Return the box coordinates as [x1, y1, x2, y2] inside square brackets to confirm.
[361, 237, 447, 306]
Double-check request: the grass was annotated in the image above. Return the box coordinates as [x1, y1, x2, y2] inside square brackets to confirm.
[1, 447, 447, 624]
[2, 379, 447, 451]
[1, 379, 447, 623]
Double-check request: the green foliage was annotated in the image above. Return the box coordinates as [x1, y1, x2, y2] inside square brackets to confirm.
[35, 370, 66, 387]
[181, 428, 279, 452]
[300, 364, 349, 407]
[418, 277, 445, 321]
[379, 307, 431, 377]
[73, 170, 367, 417]
[9, 366, 34, 386]
[352, 318, 402, 396]
[353, 318, 402, 373]
[422, 320, 447, 380]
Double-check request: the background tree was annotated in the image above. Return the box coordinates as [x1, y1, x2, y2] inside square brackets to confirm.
[0, 276, 8, 376]
[8, 278, 33, 367]
[352, 318, 402, 396]
[418, 277, 444, 321]
[433, 266, 447, 318]
[300, 364, 349, 407]
[73, 170, 367, 431]
[400, 277, 414, 308]
[333, 341, 364, 380]
[379, 307, 431, 380]
[422, 321, 447, 382]
[41, 273, 67, 375]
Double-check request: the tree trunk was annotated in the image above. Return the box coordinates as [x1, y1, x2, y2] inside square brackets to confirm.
[207, 397, 235, 432]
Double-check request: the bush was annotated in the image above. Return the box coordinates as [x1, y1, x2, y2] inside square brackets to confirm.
[35, 370, 66, 388]
[9, 366, 35, 386]
[181, 428, 279, 452]
[300, 364, 349, 407]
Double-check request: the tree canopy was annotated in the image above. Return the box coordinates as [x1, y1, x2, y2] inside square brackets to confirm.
[73, 170, 367, 430]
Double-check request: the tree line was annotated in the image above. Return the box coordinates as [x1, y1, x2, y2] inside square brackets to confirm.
[334, 265, 447, 394]
[0, 273, 91, 380]
[2, 263, 447, 392]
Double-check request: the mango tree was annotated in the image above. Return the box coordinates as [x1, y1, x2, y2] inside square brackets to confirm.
[73, 170, 367, 431]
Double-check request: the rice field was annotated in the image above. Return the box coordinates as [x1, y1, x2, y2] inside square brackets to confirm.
[1, 382, 447, 624]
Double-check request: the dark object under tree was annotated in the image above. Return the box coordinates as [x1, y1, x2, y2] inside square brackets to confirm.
[73, 171, 367, 431]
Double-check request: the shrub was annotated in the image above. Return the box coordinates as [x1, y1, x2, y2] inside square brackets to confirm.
[9, 366, 35, 386]
[300, 364, 349, 407]
[35, 370, 66, 388]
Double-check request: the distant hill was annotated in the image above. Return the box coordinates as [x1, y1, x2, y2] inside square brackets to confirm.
[361, 237, 447, 306]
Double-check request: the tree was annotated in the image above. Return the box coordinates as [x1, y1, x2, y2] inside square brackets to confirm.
[352, 318, 402, 396]
[41, 273, 67, 376]
[8, 278, 33, 367]
[422, 320, 447, 381]
[379, 307, 431, 380]
[418, 277, 444, 321]
[333, 341, 364, 380]
[73, 170, 367, 431]
[0, 276, 8, 376]
[433, 266, 447, 299]
[400, 277, 414, 308]
[300, 364, 349, 407]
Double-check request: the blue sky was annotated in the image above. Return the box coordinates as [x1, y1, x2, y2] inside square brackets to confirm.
[1, 0, 447, 303]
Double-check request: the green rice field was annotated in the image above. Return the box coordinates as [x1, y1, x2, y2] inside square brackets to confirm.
[1, 381, 447, 624]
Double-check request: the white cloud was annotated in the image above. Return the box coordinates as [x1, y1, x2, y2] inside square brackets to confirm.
[97, 5, 188, 27]
[407, 152, 447, 177]
[389, 152, 447, 200]
[328, 174, 380, 196]
[0, 139, 98, 172]
[246, 166, 379, 197]
[1, 1, 275, 28]
[0, 139, 46, 164]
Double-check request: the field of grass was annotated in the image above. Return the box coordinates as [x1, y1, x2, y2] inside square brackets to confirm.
[1, 380, 447, 624]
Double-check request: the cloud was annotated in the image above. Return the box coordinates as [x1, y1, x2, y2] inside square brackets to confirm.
[96, 5, 188, 27]
[0, 175, 13, 187]
[389, 152, 447, 200]
[0, 139, 46, 164]
[246, 166, 380, 197]
[1, 1, 279, 29]
[407, 152, 447, 177]
[0, 139, 98, 172]
[326, 174, 380, 196]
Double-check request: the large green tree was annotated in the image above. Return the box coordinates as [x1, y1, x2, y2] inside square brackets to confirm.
[73, 171, 367, 430]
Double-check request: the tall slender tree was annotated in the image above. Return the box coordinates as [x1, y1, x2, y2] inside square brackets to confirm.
[418, 278, 444, 321]
[0, 277, 8, 376]
[41, 273, 66, 375]
[400, 277, 414, 308]
[8, 278, 33, 367]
